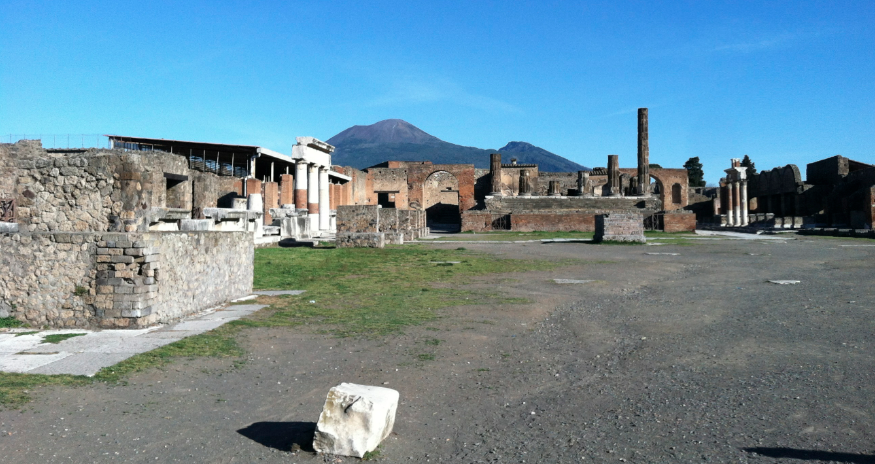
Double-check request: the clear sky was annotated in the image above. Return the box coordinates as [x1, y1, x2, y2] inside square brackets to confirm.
[1, 1, 873, 184]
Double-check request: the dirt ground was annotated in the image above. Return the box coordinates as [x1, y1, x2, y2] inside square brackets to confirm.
[1, 236, 874, 463]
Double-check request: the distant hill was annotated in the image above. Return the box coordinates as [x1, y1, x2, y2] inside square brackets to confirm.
[327, 119, 588, 172]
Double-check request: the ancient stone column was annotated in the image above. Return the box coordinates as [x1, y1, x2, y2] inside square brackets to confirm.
[294, 161, 308, 211]
[740, 180, 749, 226]
[723, 183, 734, 226]
[548, 180, 561, 196]
[490, 153, 502, 195]
[732, 181, 741, 226]
[319, 167, 330, 231]
[308, 164, 319, 232]
[518, 169, 532, 196]
[607, 155, 620, 196]
[637, 108, 650, 196]
[576, 171, 589, 196]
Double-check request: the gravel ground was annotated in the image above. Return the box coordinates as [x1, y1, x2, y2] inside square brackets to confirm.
[1, 236, 873, 463]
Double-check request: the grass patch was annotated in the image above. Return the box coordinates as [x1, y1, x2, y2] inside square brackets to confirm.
[0, 317, 24, 328]
[93, 326, 243, 383]
[42, 333, 86, 344]
[417, 353, 435, 361]
[424, 338, 442, 346]
[14, 331, 39, 337]
[0, 373, 91, 407]
[250, 245, 559, 337]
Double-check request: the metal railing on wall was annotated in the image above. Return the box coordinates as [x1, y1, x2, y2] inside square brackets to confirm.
[3, 134, 110, 149]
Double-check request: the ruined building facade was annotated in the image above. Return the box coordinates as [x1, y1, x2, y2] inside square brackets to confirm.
[710, 155, 875, 229]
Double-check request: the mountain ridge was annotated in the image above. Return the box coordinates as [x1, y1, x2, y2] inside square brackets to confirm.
[327, 119, 588, 172]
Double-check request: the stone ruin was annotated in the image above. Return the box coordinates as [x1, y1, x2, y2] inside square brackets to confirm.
[335, 205, 428, 248]
[594, 212, 646, 243]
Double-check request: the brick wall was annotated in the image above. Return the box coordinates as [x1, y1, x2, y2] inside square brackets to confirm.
[663, 211, 696, 232]
[510, 213, 595, 232]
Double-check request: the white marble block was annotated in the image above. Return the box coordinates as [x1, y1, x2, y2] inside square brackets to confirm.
[312, 382, 399, 458]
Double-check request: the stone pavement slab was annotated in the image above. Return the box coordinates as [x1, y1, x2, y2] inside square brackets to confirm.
[254, 290, 305, 296]
[0, 353, 73, 373]
[0, 304, 268, 376]
[29, 353, 135, 376]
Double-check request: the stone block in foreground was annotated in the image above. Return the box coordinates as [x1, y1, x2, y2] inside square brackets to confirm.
[313, 382, 399, 458]
[594, 212, 646, 243]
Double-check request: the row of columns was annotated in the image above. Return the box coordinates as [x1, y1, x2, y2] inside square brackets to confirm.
[723, 179, 749, 226]
[287, 161, 344, 234]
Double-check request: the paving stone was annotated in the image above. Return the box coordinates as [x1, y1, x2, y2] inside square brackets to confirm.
[28, 352, 134, 376]
[769, 280, 800, 285]
[0, 352, 73, 373]
[0, 333, 46, 353]
[198, 310, 259, 321]
[169, 319, 228, 333]
[553, 279, 594, 284]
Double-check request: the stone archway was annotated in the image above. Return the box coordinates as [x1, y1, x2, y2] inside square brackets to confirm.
[423, 170, 460, 229]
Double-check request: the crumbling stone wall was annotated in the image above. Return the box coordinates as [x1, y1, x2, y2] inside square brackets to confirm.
[0, 142, 16, 198]
[337, 205, 380, 233]
[0, 232, 100, 326]
[5, 141, 242, 233]
[510, 213, 595, 232]
[0, 230, 253, 328]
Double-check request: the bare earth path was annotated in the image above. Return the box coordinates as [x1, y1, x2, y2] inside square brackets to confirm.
[1, 237, 874, 463]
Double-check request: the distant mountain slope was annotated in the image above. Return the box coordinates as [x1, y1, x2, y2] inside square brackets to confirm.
[327, 119, 588, 172]
[497, 141, 589, 172]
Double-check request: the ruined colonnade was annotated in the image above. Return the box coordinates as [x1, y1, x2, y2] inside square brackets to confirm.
[722, 158, 749, 226]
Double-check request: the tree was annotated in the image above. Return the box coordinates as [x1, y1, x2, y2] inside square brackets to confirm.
[684, 157, 706, 187]
[740, 154, 756, 179]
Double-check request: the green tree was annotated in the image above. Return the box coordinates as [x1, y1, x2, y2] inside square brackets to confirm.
[740, 154, 756, 179]
[683, 157, 705, 187]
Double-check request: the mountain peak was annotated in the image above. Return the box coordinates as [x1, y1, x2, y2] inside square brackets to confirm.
[500, 141, 535, 151]
[327, 119, 442, 146]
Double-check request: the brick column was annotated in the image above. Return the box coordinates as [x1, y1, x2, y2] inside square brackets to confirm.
[294, 161, 308, 211]
[280, 174, 294, 206]
[329, 183, 337, 210]
[576, 171, 589, 196]
[519, 170, 532, 196]
[263, 182, 278, 225]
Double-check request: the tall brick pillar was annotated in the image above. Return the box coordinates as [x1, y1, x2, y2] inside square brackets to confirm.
[245, 178, 262, 199]
[263, 182, 278, 225]
[490, 153, 502, 195]
[637, 108, 650, 195]
[280, 174, 294, 206]
[608, 154, 620, 196]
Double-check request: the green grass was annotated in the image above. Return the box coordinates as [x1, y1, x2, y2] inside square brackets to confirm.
[14, 331, 39, 337]
[0, 317, 24, 328]
[93, 325, 243, 383]
[249, 245, 559, 337]
[42, 333, 86, 344]
[0, 373, 92, 407]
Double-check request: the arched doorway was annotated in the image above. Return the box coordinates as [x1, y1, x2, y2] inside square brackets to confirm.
[423, 171, 460, 231]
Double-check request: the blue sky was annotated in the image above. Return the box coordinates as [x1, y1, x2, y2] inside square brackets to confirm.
[1, 1, 873, 184]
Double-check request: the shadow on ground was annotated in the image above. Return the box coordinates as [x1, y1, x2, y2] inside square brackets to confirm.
[237, 421, 317, 452]
[743, 447, 875, 463]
